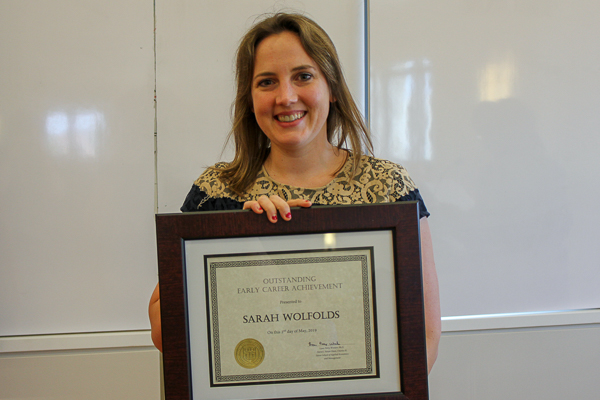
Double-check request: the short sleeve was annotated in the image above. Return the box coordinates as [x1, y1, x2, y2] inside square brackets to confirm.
[180, 184, 244, 212]
[397, 188, 430, 219]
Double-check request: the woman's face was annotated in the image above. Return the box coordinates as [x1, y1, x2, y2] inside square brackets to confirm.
[251, 31, 332, 154]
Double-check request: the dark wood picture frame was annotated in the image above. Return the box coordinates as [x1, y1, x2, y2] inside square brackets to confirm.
[156, 202, 428, 400]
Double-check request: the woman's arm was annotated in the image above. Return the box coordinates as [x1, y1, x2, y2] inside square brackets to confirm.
[420, 217, 441, 373]
[149, 283, 162, 352]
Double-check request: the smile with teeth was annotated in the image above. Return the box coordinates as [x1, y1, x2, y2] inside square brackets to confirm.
[276, 112, 306, 122]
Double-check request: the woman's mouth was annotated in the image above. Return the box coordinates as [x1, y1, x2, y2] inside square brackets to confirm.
[276, 111, 306, 122]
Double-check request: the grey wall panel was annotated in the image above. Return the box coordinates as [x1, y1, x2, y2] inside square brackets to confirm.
[0, 348, 160, 400]
[430, 324, 600, 399]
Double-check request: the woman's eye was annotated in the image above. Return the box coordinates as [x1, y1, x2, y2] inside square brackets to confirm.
[258, 79, 274, 87]
[298, 73, 313, 81]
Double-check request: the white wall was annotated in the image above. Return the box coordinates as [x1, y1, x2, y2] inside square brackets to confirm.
[1, 0, 599, 399]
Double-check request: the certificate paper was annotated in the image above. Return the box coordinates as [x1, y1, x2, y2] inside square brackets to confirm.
[204, 248, 378, 386]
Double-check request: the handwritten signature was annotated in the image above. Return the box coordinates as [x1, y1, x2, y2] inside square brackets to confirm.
[308, 341, 341, 347]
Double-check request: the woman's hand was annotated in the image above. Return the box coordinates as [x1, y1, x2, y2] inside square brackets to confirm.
[420, 218, 441, 374]
[149, 283, 162, 352]
[243, 195, 312, 223]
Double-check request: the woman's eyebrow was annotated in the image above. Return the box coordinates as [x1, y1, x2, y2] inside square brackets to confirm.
[253, 71, 276, 80]
[253, 65, 317, 80]
[291, 64, 316, 72]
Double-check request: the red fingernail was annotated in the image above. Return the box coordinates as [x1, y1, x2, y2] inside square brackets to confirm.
[257, 206, 262, 211]
[286, 213, 292, 219]
[271, 215, 277, 221]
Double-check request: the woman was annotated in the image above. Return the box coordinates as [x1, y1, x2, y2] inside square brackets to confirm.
[150, 12, 440, 373]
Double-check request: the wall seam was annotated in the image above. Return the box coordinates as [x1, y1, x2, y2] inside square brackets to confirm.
[153, 0, 158, 214]
[364, 0, 370, 128]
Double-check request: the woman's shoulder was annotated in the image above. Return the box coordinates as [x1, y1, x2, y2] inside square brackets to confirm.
[350, 154, 429, 217]
[353, 154, 418, 193]
[357, 154, 406, 171]
[192, 162, 229, 191]
[181, 162, 246, 212]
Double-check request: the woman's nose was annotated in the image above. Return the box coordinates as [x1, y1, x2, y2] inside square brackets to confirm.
[276, 82, 298, 106]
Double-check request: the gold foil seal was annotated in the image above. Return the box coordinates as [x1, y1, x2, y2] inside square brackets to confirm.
[234, 338, 265, 369]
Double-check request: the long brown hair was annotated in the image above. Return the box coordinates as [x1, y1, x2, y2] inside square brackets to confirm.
[219, 12, 373, 194]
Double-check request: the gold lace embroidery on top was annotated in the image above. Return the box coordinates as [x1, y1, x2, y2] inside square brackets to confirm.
[193, 155, 417, 206]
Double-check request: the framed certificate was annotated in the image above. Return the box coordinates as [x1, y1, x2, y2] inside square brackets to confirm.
[156, 202, 428, 400]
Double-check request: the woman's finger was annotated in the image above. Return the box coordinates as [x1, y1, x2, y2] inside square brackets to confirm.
[257, 195, 279, 223]
[287, 199, 312, 208]
[270, 195, 292, 221]
[281, 199, 313, 221]
[245, 197, 312, 222]
[243, 201, 264, 214]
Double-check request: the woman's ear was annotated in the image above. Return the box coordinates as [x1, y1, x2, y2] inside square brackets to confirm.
[329, 88, 337, 103]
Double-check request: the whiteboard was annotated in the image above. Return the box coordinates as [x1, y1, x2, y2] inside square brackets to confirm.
[0, 0, 364, 338]
[3, 0, 598, 340]
[0, 0, 157, 336]
[369, 0, 600, 316]
[156, 0, 366, 213]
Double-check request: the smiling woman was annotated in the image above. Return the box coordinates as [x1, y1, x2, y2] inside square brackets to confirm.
[251, 31, 342, 189]
[216, 12, 372, 200]
[251, 32, 332, 152]
[150, 12, 440, 373]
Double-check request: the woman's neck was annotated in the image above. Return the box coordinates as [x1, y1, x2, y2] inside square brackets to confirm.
[264, 144, 347, 188]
